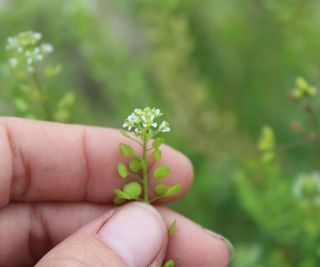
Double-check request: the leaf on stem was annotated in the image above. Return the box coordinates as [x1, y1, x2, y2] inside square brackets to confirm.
[120, 129, 130, 138]
[162, 259, 175, 267]
[155, 183, 182, 197]
[119, 143, 135, 157]
[123, 181, 142, 199]
[129, 158, 141, 172]
[14, 98, 28, 112]
[113, 195, 126, 205]
[58, 92, 75, 109]
[154, 184, 182, 197]
[166, 184, 182, 197]
[155, 184, 170, 195]
[168, 220, 177, 236]
[44, 64, 62, 79]
[154, 165, 170, 179]
[152, 149, 162, 162]
[152, 138, 164, 149]
[114, 189, 131, 200]
[117, 163, 128, 178]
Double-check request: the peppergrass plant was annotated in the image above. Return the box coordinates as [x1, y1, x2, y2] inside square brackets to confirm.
[5, 31, 74, 121]
[114, 107, 182, 205]
[115, 107, 179, 267]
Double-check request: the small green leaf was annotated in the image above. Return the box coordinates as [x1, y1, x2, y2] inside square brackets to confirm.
[152, 149, 162, 162]
[154, 165, 170, 179]
[166, 184, 182, 197]
[120, 129, 130, 138]
[168, 220, 177, 236]
[14, 98, 28, 112]
[119, 143, 135, 157]
[262, 151, 275, 163]
[155, 184, 170, 195]
[113, 195, 126, 205]
[257, 126, 275, 151]
[129, 158, 141, 172]
[117, 163, 128, 178]
[152, 138, 164, 149]
[54, 109, 70, 122]
[114, 189, 131, 200]
[44, 64, 62, 78]
[162, 259, 175, 267]
[58, 92, 75, 109]
[123, 181, 142, 199]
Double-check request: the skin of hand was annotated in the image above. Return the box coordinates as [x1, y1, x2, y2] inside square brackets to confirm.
[0, 117, 233, 267]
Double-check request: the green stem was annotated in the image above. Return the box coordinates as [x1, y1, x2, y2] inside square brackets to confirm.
[32, 71, 53, 121]
[142, 134, 149, 203]
[303, 101, 319, 131]
[126, 135, 143, 146]
[150, 195, 166, 204]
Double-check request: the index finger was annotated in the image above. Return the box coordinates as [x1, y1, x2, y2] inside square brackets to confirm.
[0, 117, 193, 207]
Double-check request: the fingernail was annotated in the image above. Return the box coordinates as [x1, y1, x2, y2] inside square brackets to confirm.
[205, 230, 234, 261]
[98, 202, 166, 267]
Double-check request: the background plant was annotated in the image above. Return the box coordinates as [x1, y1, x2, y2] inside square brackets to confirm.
[2, 0, 320, 266]
[4, 31, 75, 121]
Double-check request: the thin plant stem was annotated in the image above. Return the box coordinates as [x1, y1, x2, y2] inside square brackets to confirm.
[32, 71, 53, 120]
[127, 173, 144, 185]
[303, 101, 320, 131]
[277, 136, 320, 151]
[150, 195, 166, 204]
[128, 173, 142, 181]
[126, 135, 143, 146]
[142, 134, 149, 203]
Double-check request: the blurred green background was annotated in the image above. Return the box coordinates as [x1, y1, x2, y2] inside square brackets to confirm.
[1, 0, 320, 266]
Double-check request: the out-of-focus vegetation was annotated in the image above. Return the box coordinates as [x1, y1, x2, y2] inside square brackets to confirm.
[1, 0, 320, 266]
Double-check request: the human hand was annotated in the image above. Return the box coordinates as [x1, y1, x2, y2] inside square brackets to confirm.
[0, 118, 233, 267]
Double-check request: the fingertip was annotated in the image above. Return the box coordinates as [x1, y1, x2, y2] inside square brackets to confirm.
[158, 207, 232, 267]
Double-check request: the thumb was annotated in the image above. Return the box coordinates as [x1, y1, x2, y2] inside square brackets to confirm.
[36, 202, 168, 267]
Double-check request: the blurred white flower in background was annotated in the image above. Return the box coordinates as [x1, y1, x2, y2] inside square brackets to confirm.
[6, 31, 53, 72]
[293, 172, 320, 205]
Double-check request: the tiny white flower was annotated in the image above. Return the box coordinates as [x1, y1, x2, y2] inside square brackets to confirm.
[159, 121, 170, 132]
[128, 114, 138, 123]
[34, 32, 42, 40]
[42, 43, 53, 53]
[36, 54, 43, 61]
[6, 37, 16, 50]
[9, 58, 18, 67]
[293, 172, 320, 205]
[27, 58, 33, 65]
[27, 66, 34, 72]
[152, 123, 157, 128]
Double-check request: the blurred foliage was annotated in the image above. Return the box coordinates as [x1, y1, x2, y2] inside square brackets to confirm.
[1, 0, 320, 266]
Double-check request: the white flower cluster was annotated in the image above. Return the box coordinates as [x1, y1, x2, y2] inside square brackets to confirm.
[123, 107, 170, 136]
[6, 31, 53, 72]
[292, 172, 320, 205]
